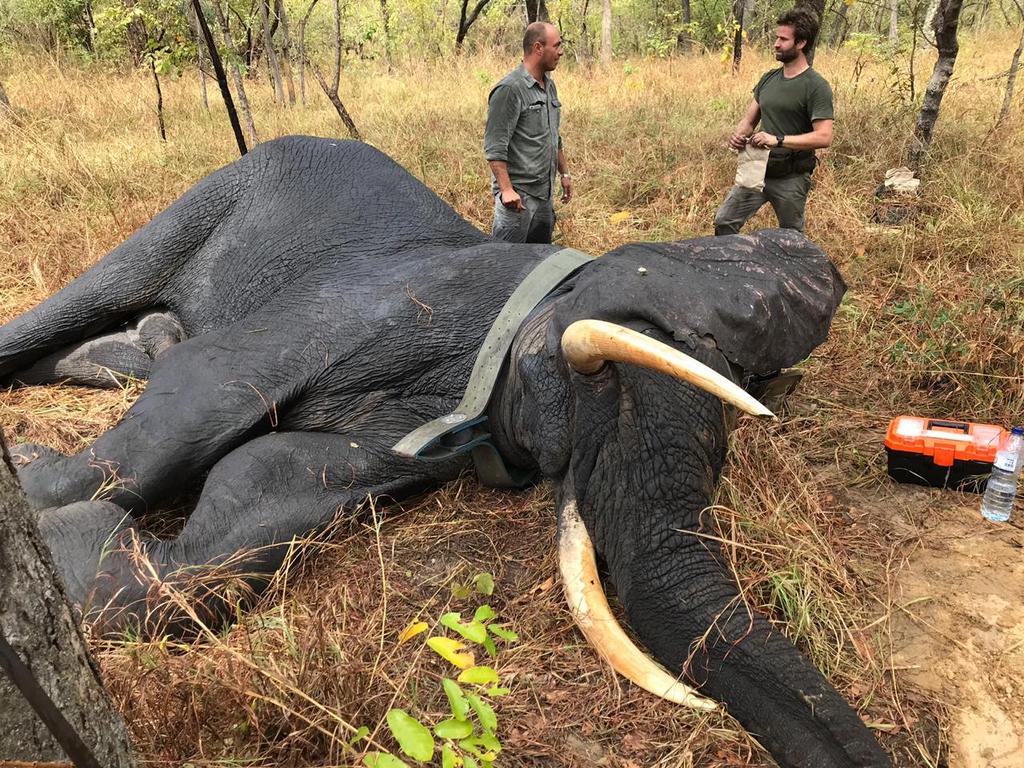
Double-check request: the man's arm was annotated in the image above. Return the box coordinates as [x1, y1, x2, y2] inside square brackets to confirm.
[728, 100, 762, 150]
[484, 84, 524, 211]
[750, 118, 833, 151]
[557, 148, 572, 203]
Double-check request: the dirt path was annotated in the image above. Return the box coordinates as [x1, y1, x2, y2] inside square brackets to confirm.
[848, 483, 1024, 767]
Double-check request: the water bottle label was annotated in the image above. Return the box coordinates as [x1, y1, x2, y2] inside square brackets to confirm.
[994, 452, 1019, 473]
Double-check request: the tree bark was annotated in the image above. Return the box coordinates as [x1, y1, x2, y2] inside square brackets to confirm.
[379, 0, 394, 69]
[0, 432, 136, 767]
[600, 0, 612, 66]
[796, 0, 825, 64]
[149, 58, 166, 141]
[189, 4, 210, 110]
[312, 0, 361, 138]
[259, 0, 285, 103]
[455, 0, 493, 52]
[908, 0, 965, 174]
[995, 24, 1024, 127]
[298, 0, 322, 105]
[214, 0, 259, 146]
[275, 0, 297, 104]
[193, 0, 249, 156]
[889, 0, 900, 42]
[828, 0, 850, 47]
[525, 0, 549, 23]
[677, 0, 692, 50]
[732, 0, 745, 72]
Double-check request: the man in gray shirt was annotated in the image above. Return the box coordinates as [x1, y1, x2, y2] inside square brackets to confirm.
[484, 22, 573, 244]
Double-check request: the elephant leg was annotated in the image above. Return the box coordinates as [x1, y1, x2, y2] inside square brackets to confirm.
[10, 311, 185, 388]
[46, 431, 463, 638]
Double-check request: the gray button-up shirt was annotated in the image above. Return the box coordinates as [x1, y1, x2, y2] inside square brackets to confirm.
[484, 63, 562, 200]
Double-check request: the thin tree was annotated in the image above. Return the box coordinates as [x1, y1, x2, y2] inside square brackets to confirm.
[311, 0, 361, 138]
[192, 0, 249, 156]
[276, 0, 298, 104]
[456, 0, 493, 52]
[600, 0, 612, 65]
[214, 0, 259, 146]
[149, 55, 167, 140]
[796, 0, 825, 63]
[889, 0, 900, 43]
[298, 0, 321, 104]
[732, 0, 745, 72]
[379, 0, 393, 69]
[676, 0, 692, 51]
[525, 0, 549, 23]
[259, 0, 285, 103]
[907, 0, 965, 174]
[189, 3, 210, 110]
[994, 23, 1024, 128]
[0, 432, 137, 767]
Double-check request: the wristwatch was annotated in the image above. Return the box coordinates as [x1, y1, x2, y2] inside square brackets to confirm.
[775, 135, 785, 148]
[561, 173, 572, 180]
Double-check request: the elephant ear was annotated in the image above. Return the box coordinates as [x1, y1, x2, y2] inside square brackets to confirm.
[559, 229, 846, 375]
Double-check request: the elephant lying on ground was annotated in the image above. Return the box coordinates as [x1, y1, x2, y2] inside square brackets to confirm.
[0, 136, 889, 767]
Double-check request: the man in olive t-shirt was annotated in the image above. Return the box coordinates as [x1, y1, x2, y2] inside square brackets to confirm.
[714, 8, 834, 235]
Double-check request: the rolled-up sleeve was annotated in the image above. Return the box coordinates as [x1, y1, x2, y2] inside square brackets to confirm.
[484, 84, 520, 162]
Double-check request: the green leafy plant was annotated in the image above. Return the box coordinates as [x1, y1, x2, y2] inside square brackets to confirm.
[364, 575, 518, 767]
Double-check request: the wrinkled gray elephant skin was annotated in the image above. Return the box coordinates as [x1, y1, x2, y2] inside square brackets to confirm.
[0, 137, 889, 768]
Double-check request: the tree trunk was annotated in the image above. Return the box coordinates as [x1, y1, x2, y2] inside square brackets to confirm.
[193, 0, 248, 156]
[889, 0, 900, 42]
[298, 0, 321, 105]
[677, 0, 691, 50]
[995, 24, 1024, 127]
[829, 0, 850, 47]
[213, 0, 258, 147]
[276, 0, 298, 104]
[0, 432, 136, 767]
[312, 0, 361, 138]
[525, 0, 549, 23]
[732, 0, 744, 72]
[455, 0, 493, 52]
[189, 4, 210, 110]
[907, 0, 965, 174]
[600, 0, 612, 66]
[259, 0, 285, 103]
[0, 81, 12, 119]
[379, 0, 394, 68]
[796, 0, 825, 64]
[150, 58, 166, 141]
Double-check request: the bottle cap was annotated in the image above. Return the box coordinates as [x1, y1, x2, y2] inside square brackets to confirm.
[1013, 426, 1024, 436]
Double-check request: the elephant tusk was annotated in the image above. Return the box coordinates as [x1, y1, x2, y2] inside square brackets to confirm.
[557, 498, 718, 711]
[560, 319, 775, 419]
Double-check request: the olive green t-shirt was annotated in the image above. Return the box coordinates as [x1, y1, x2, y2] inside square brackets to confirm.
[753, 67, 834, 138]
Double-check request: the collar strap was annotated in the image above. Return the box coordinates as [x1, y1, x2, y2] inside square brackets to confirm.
[392, 247, 594, 461]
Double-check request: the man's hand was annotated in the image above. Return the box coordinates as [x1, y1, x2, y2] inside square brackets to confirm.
[560, 174, 573, 203]
[749, 131, 781, 149]
[728, 131, 750, 151]
[500, 188, 525, 211]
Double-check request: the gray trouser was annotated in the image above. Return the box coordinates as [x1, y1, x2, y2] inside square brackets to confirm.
[714, 173, 813, 236]
[492, 191, 555, 244]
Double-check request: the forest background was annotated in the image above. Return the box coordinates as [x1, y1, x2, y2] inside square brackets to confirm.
[1, 0, 1024, 766]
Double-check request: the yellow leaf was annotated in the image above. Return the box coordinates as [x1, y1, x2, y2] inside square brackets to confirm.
[398, 621, 429, 645]
[608, 211, 631, 224]
[427, 637, 475, 669]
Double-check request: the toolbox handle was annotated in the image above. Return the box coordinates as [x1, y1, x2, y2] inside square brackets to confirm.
[926, 419, 969, 433]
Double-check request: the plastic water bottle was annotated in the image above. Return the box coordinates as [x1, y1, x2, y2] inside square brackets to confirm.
[981, 426, 1024, 522]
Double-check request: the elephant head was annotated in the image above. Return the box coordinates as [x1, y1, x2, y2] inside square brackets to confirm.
[0, 137, 888, 768]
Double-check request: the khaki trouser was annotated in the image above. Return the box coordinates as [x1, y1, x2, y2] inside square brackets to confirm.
[714, 172, 813, 235]
[492, 191, 555, 244]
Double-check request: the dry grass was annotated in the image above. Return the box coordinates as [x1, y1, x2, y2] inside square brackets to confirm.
[2, 30, 1024, 767]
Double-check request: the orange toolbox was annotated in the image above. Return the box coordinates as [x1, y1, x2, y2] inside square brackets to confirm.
[885, 417, 1006, 492]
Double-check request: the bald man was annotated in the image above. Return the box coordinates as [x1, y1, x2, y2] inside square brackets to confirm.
[484, 22, 573, 244]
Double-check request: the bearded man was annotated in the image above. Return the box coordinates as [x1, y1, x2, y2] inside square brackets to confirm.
[714, 7, 834, 235]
